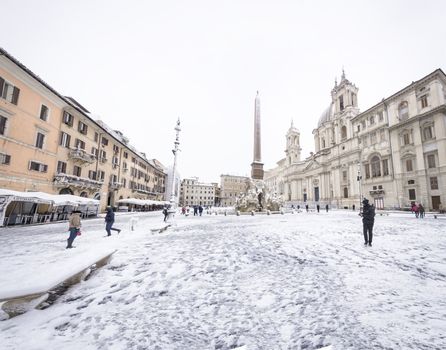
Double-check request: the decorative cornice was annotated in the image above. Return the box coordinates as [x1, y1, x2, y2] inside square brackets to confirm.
[388, 105, 446, 131]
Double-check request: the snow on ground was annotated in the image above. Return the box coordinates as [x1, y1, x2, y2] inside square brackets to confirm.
[1, 210, 446, 349]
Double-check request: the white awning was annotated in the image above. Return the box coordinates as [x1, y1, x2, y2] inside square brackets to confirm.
[0, 189, 52, 204]
[117, 198, 170, 206]
[0, 189, 99, 207]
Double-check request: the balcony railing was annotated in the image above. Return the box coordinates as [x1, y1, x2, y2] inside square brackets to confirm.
[369, 189, 385, 196]
[69, 149, 96, 164]
[54, 173, 103, 190]
[109, 182, 123, 191]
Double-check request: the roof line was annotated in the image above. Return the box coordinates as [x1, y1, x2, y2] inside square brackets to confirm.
[356, 68, 446, 117]
[0, 47, 164, 173]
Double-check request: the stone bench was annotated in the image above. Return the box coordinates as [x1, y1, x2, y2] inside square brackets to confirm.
[0, 249, 116, 319]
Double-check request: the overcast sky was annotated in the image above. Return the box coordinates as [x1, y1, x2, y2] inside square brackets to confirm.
[2, 0, 446, 183]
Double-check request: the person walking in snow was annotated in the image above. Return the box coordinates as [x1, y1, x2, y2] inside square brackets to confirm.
[411, 202, 419, 218]
[305, 204, 309, 212]
[316, 204, 320, 213]
[360, 198, 375, 246]
[418, 203, 425, 218]
[198, 205, 203, 216]
[105, 206, 121, 236]
[67, 210, 81, 249]
[325, 204, 329, 213]
[163, 207, 169, 222]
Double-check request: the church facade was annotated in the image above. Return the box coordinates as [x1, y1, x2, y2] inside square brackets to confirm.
[265, 69, 446, 211]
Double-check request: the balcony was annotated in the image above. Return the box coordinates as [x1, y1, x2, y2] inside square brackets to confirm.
[109, 181, 123, 191]
[369, 189, 385, 196]
[54, 173, 103, 190]
[69, 149, 95, 164]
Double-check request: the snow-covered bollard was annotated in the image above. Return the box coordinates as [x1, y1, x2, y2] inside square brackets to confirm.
[267, 210, 271, 215]
[130, 217, 139, 231]
[280, 209, 284, 215]
[224, 210, 227, 216]
[236, 210, 240, 216]
[251, 210, 255, 216]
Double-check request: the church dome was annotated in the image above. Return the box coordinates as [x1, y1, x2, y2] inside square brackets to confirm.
[317, 103, 335, 127]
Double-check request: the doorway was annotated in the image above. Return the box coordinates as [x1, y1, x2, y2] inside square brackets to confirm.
[374, 197, 384, 209]
[314, 187, 319, 202]
[432, 196, 441, 210]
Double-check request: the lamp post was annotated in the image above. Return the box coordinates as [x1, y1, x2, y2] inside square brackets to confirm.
[357, 161, 362, 212]
[168, 118, 181, 220]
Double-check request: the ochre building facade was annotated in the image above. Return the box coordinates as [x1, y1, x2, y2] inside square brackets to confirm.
[0, 48, 166, 211]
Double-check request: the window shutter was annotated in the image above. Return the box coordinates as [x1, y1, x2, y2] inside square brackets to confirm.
[12, 87, 20, 105]
[0, 116, 6, 135]
[5, 154, 11, 165]
[0, 76, 4, 97]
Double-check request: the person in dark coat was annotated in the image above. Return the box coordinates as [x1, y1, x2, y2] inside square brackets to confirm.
[193, 206, 198, 216]
[325, 204, 329, 213]
[305, 204, 309, 212]
[67, 210, 81, 249]
[105, 206, 121, 236]
[198, 205, 203, 216]
[418, 204, 425, 218]
[162, 207, 169, 222]
[360, 198, 375, 246]
[316, 204, 320, 213]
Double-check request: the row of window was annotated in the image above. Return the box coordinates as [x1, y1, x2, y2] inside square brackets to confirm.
[400, 125, 435, 146]
[398, 95, 429, 121]
[359, 129, 387, 146]
[357, 111, 385, 133]
[55, 160, 159, 192]
[184, 196, 214, 200]
[1, 158, 49, 173]
[184, 190, 215, 194]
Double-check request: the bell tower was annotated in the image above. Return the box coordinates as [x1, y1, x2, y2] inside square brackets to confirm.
[331, 69, 359, 115]
[285, 120, 301, 165]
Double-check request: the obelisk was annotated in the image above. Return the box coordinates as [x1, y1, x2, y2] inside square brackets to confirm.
[251, 91, 264, 180]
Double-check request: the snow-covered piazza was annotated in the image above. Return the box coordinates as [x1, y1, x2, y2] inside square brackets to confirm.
[1, 210, 445, 350]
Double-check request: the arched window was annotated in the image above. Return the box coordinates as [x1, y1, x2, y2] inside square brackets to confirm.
[398, 101, 409, 120]
[79, 191, 88, 198]
[371, 156, 381, 177]
[341, 126, 347, 139]
[343, 187, 348, 198]
[93, 192, 101, 200]
[59, 188, 73, 195]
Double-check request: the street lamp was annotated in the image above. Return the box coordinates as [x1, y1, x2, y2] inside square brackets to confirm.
[168, 118, 181, 221]
[357, 161, 362, 212]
